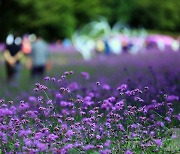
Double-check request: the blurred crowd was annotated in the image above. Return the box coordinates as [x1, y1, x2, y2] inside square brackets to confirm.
[3, 33, 50, 84]
[79, 34, 180, 60]
[72, 20, 180, 60]
[95, 34, 180, 55]
[72, 33, 180, 61]
[1, 29, 180, 84]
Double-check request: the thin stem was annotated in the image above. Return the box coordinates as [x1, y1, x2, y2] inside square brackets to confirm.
[43, 90, 50, 100]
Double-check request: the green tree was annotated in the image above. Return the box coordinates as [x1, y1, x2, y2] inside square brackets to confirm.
[130, 0, 180, 31]
[0, 0, 22, 41]
[17, 0, 76, 40]
[100, 0, 135, 26]
[72, 0, 103, 27]
[0, 0, 179, 42]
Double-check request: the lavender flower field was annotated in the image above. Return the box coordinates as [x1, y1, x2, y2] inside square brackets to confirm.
[0, 51, 180, 153]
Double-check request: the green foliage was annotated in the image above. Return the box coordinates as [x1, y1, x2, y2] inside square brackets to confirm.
[130, 0, 180, 31]
[0, 0, 179, 41]
[100, 0, 136, 25]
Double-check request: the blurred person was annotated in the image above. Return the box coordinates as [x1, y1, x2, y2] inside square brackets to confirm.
[108, 37, 122, 54]
[30, 36, 50, 79]
[95, 39, 105, 54]
[22, 34, 32, 70]
[3, 34, 23, 83]
[104, 39, 111, 55]
[56, 39, 62, 45]
[22, 34, 32, 55]
[29, 34, 37, 43]
[122, 40, 128, 53]
[62, 38, 71, 49]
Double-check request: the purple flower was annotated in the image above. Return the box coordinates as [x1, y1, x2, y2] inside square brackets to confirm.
[81, 72, 90, 80]
[19, 129, 32, 137]
[134, 96, 144, 102]
[47, 134, 58, 142]
[130, 124, 138, 129]
[28, 96, 37, 102]
[66, 130, 74, 137]
[156, 121, 165, 127]
[167, 95, 179, 102]
[101, 100, 113, 111]
[69, 70, 74, 74]
[51, 77, 56, 81]
[150, 131, 155, 137]
[171, 134, 177, 139]
[63, 144, 74, 150]
[0, 108, 13, 117]
[68, 82, 79, 91]
[18, 102, 29, 111]
[165, 117, 171, 123]
[96, 135, 101, 140]
[125, 149, 133, 154]
[114, 100, 124, 110]
[100, 149, 111, 154]
[44, 76, 50, 81]
[84, 101, 94, 106]
[96, 81, 100, 86]
[14, 142, 20, 148]
[131, 133, 137, 138]
[117, 124, 125, 131]
[102, 84, 110, 90]
[24, 138, 32, 147]
[25, 110, 38, 118]
[108, 97, 115, 102]
[83, 144, 95, 151]
[74, 142, 83, 148]
[34, 132, 44, 140]
[117, 84, 128, 91]
[154, 139, 162, 146]
[104, 140, 111, 147]
[35, 141, 47, 151]
[60, 101, 68, 107]
[55, 93, 62, 99]
[60, 148, 67, 154]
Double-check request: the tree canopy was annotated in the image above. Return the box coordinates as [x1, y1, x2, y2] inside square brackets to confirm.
[0, 0, 179, 41]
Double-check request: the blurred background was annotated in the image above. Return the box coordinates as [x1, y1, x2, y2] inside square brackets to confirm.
[0, 0, 180, 98]
[0, 0, 180, 41]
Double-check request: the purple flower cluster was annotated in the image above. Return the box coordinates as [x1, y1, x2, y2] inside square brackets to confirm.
[0, 69, 179, 153]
